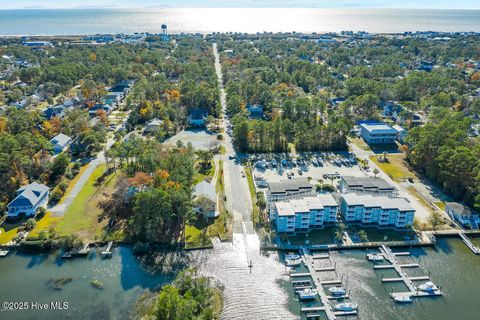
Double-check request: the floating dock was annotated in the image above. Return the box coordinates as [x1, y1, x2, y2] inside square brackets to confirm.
[373, 245, 443, 300]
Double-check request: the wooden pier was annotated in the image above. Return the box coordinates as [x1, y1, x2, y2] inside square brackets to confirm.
[61, 242, 90, 259]
[374, 245, 443, 300]
[101, 241, 114, 257]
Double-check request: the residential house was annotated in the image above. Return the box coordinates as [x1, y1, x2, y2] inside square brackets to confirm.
[273, 194, 338, 234]
[266, 177, 315, 218]
[193, 181, 218, 218]
[340, 193, 415, 229]
[144, 118, 164, 133]
[247, 104, 264, 119]
[188, 109, 208, 127]
[44, 105, 65, 120]
[359, 121, 397, 144]
[7, 182, 49, 218]
[50, 133, 72, 154]
[339, 176, 397, 196]
[446, 202, 480, 228]
[88, 103, 112, 117]
[104, 92, 123, 106]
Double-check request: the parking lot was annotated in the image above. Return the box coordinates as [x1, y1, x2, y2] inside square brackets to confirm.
[250, 151, 369, 188]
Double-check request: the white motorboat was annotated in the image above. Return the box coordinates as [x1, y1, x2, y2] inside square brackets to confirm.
[334, 302, 358, 311]
[366, 253, 384, 262]
[328, 286, 347, 296]
[286, 258, 303, 267]
[392, 295, 413, 303]
[418, 281, 438, 292]
[285, 253, 301, 261]
[298, 288, 318, 300]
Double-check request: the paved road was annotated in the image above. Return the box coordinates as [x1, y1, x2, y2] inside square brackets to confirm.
[213, 42, 254, 235]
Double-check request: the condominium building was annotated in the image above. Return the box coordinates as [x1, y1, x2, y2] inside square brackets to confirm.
[340, 193, 415, 229]
[339, 176, 397, 196]
[273, 194, 338, 234]
[266, 177, 315, 218]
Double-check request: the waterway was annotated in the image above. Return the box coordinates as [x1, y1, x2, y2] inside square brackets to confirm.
[0, 237, 478, 319]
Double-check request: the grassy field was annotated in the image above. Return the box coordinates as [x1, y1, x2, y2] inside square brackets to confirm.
[193, 160, 215, 185]
[434, 201, 446, 211]
[245, 165, 260, 227]
[0, 227, 20, 244]
[370, 154, 416, 182]
[30, 164, 118, 241]
[210, 160, 231, 241]
[185, 219, 213, 249]
[350, 137, 371, 151]
[55, 164, 117, 240]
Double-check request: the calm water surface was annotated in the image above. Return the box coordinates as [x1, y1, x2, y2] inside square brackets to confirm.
[0, 238, 478, 320]
[0, 8, 480, 35]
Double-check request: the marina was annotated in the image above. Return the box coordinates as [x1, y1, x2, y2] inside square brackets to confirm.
[372, 245, 443, 301]
[288, 248, 358, 320]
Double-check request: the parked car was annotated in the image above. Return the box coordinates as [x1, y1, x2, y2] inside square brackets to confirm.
[229, 154, 236, 160]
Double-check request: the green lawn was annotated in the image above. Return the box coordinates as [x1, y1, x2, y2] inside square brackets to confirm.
[245, 165, 260, 226]
[185, 219, 213, 249]
[370, 154, 415, 182]
[54, 164, 118, 241]
[193, 160, 215, 185]
[350, 137, 371, 151]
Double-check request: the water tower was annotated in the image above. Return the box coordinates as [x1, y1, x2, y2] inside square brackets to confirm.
[161, 24, 168, 42]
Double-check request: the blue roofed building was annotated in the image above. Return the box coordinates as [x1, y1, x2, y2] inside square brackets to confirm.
[188, 109, 208, 127]
[44, 105, 65, 120]
[247, 104, 264, 119]
[7, 182, 50, 218]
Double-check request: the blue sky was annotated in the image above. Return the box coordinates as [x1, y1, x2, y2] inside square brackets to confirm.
[0, 0, 479, 9]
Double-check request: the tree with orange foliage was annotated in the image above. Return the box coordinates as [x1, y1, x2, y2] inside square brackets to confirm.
[96, 109, 109, 126]
[128, 172, 153, 190]
[471, 72, 480, 82]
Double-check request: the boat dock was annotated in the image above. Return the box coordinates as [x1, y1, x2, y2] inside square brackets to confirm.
[374, 245, 443, 299]
[293, 248, 358, 320]
[429, 229, 480, 255]
[61, 242, 90, 258]
[101, 241, 114, 257]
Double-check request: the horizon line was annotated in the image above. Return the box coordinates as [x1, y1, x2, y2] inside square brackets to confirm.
[2, 7, 480, 11]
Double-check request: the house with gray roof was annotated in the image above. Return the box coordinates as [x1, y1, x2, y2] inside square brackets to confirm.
[144, 118, 164, 133]
[50, 133, 72, 154]
[7, 182, 49, 218]
[193, 181, 218, 218]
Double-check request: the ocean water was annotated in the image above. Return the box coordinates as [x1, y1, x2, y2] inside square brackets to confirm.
[0, 8, 480, 35]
